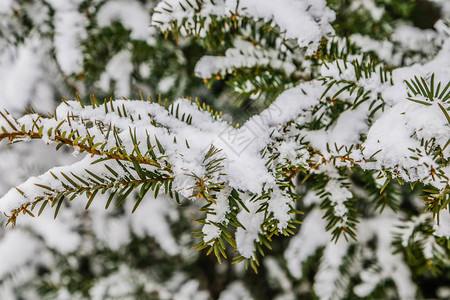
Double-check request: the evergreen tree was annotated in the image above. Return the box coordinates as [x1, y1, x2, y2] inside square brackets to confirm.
[0, 0, 449, 299]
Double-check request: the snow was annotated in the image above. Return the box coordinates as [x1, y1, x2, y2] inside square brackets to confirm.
[0, 38, 55, 113]
[235, 196, 265, 258]
[20, 208, 81, 254]
[90, 265, 170, 300]
[264, 258, 293, 296]
[324, 179, 352, 218]
[395, 214, 431, 248]
[91, 208, 131, 251]
[45, 0, 83, 11]
[43, 0, 88, 76]
[202, 188, 231, 242]
[351, 34, 400, 65]
[173, 279, 209, 300]
[302, 191, 322, 206]
[53, 10, 87, 75]
[0, 141, 76, 195]
[350, 0, 384, 21]
[362, 100, 449, 186]
[0, 155, 94, 213]
[268, 188, 293, 231]
[249, 82, 322, 128]
[130, 195, 180, 255]
[357, 212, 417, 299]
[285, 209, 330, 279]
[218, 282, 254, 300]
[158, 76, 177, 93]
[434, 208, 450, 238]
[0, 0, 12, 13]
[304, 101, 371, 154]
[392, 24, 438, 55]
[431, 0, 450, 18]
[0, 231, 41, 278]
[152, 0, 230, 36]
[97, 0, 157, 43]
[98, 50, 134, 96]
[437, 287, 450, 300]
[313, 239, 350, 300]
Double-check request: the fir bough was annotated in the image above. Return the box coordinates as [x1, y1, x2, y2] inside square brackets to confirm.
[0, 0, 450, 299]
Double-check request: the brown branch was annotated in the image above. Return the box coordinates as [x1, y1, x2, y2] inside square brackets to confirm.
[4, 173, 174, 226]
[0, 131, 162, 168]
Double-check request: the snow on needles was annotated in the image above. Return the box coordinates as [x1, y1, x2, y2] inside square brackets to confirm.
[0, 89, 317, 258]
[195, 38, 297, 79]
[0, 0, 449, 274]
[153, 0, 335, 52]
[1, 46, 449, 257]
